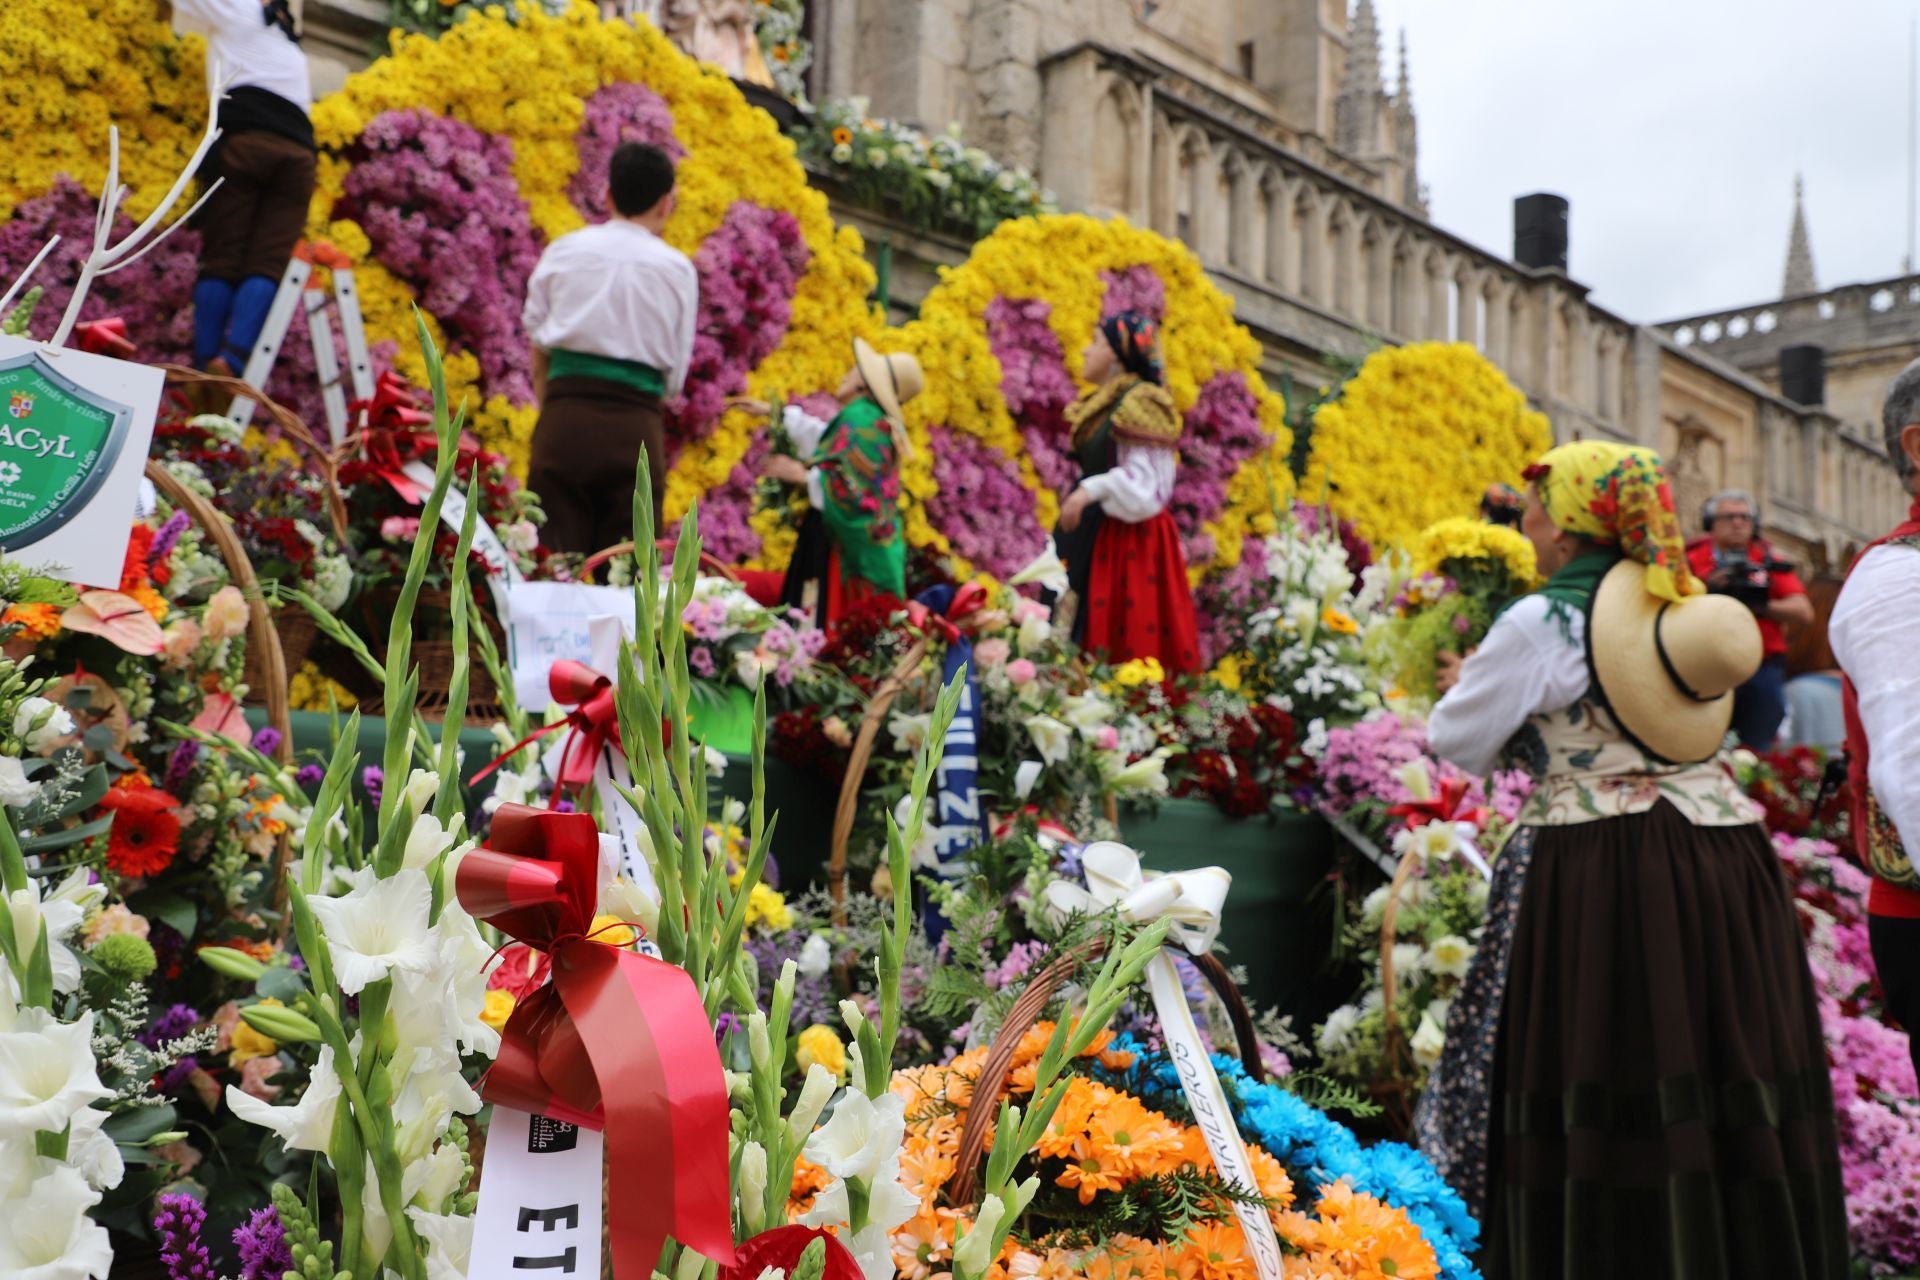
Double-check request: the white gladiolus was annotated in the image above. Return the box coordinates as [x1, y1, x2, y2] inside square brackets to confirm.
[0, 1161, 113, 1280]
[307, 869, 438, 994]
[737, 1140, 768, 1215]
[401, 768, 440, 821]
[226, 1043, 342, 1152]
[0, 756, 39, 808]
[0, 1010, 112, 1141]
[1427, 935, 1475, 979]
[802, 1088, 905, 1182]
[786, 1064, 836, 1145]
[952, 1193, 1008, 1275]
[408, 1206, 474, 1280]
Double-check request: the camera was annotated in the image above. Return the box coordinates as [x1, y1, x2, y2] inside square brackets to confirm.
[1707, 544, 1792, 614]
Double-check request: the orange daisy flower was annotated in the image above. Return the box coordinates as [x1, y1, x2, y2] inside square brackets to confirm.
[1056, 1136, 1128, 1205]
[1173, 1222, 1256, 1280]
[1, 602, 62, 641]
[891, 1211, 953, 1280]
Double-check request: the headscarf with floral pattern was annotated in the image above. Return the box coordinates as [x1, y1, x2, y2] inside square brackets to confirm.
[1523, 440, 1700, 603]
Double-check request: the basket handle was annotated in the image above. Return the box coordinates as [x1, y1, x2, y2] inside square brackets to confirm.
[143, 460, 297, 939]
[1376, 848, 1422, 1088]
[946, 935, 1267, 1207]
[581, 539, 742, 584]
[828, 635, 928, 923]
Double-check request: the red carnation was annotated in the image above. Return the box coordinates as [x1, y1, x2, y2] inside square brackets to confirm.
[100, 786, 184, 878]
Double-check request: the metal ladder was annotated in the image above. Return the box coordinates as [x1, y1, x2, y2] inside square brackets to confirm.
[228, 241, 374, 445]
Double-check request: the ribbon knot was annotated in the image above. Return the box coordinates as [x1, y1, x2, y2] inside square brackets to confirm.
[73, 316, 135, 358]
[1385, 775, 1493, 880]
[457, 803, 734, 1276]
[1043, 840, 1229, 957]
[472, 659, 621, 795]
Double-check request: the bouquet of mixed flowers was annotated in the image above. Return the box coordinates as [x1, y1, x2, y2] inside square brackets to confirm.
[681, 574, 826, 696]
[1371, 518, 1539, 709]
[1732, 745, 1849, 843]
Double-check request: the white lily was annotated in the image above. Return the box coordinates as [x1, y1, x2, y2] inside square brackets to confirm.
[226, 1043, 341, 1152]
[1022, 715, 1072, 765]
[1007, 541, 1068, 592]
[1057, 692, 1114, 738]
[887, 712, 932, 756]
[1013, 759, 1044, 800]
[1105, 748, 1173, 796]
[0, 1009, 111, 1141]
[307, 868, 438, 994]
[0, 1162, 112, 1280]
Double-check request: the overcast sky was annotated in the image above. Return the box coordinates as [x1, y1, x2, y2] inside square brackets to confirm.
[1368, 0, 1916, 324]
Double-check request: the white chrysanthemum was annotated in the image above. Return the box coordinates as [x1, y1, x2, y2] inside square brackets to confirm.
[1428, 935, 1475, 979]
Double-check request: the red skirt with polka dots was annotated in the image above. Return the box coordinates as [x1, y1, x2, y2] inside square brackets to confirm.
[1081, 510, 1201, 675]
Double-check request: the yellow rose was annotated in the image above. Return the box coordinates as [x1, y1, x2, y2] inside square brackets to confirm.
[480, 989, 516, 1032]
[229, 997, 281, 1066]
[589, 913, 638, 948]
[795, 1023, 846, 1080]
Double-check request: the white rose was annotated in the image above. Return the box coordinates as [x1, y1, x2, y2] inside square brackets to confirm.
[15, 697, 74, 753]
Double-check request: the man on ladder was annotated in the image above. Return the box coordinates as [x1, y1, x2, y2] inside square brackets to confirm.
[169, 0, 316, 377]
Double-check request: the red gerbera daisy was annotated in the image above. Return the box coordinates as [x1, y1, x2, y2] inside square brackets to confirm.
[100, 787, 183, 878]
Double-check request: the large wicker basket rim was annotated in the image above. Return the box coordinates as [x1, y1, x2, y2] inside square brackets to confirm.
[142, 459, 297, 937]
[827, 634, 929, 923]
[945, 936, 1267, 1207]
[581, 539, 742, 584]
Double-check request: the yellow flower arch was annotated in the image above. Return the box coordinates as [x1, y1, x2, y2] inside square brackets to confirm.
[1305, 341, 1552, 549]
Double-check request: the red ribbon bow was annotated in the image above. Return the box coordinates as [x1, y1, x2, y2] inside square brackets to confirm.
[1385, 774, 1488, 832]
[351, 371, 437, 502]
[457, 803, 735, 1276]
[472, 660, 621, 796]
[904, 579, 989, 643]
[73, 316, 136, 359]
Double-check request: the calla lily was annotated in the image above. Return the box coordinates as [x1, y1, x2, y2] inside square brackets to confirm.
[1013, 760, 1044, 800]
[1007, 541, 1068, 591]
[0, 1010, 113, 1141]
[58, 591, 163, 656]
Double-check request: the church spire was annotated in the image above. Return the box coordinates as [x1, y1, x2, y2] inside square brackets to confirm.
[1336, 0, 1384, 154]
[1783, 174, 1818, 298]
[1395, 27, 1413, 124]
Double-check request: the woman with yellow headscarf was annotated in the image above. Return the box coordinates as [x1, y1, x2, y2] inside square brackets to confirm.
[1413, 441, 1845, 1279]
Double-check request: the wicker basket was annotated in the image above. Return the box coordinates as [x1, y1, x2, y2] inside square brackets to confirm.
[346, 586, 505, 721]
[945, 936, 1268, 1207]
[1367, 848, 1424, 1139]
[582, 538, 744, 585]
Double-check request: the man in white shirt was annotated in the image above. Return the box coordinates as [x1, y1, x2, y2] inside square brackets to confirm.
[522, 143, 698, 553]
[170, 0, 314, 373]
[1829, 358, 1920, 1076]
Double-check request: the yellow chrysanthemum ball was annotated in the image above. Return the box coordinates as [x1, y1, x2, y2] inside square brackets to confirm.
[1305, 342, 1551, 550]
[308, 1, 875, 492]
[1410, 516, 1541, 589]
[0, 0, 208, 221]
[886, 213, 1292, 582]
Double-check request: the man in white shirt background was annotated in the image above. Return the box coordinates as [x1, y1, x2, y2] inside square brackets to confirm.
[169, 0, 315, 374]
[1830, 359, 1920, 1077]
[522, 142, 698, 554]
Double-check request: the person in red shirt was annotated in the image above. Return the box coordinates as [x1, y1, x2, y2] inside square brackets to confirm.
[1684, 490, 1814, 750]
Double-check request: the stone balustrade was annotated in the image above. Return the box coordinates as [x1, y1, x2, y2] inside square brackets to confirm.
[1663, 273, 1920, 365]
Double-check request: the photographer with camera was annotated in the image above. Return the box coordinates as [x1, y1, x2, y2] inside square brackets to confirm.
[1684, 490, 1814, 749]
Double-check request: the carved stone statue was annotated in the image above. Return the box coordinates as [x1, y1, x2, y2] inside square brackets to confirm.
[660, 0, 775, 86]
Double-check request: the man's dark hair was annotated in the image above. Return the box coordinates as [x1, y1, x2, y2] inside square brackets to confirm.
[608, 143, 676, 218]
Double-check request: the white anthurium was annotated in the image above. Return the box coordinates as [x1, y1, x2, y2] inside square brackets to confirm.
[0, 1009, 111, 1141]
[0, 1162, 113, 1280]
[226, 1043, 341, 1152]
[408, 1206, 474, 1280]
[1022, 715, 1072, 765]
[307, 868, 438, 994]
[1013, 760, 1043, 801]
[802, 1087, 905, 1183]
[0, 756, 39, 808]
[795, 934, 833, 980]
[64, 1106, 122, 1192]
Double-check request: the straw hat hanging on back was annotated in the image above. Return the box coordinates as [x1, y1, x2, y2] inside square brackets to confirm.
[854, 337, 923, 455]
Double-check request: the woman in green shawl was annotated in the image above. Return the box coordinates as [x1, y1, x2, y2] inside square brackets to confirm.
[747, 338, 924, 625]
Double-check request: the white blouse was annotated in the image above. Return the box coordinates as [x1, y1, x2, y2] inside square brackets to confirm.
[1078, 443, 1176, 523]
[1831, 542, 1920, 853]
[1426, 594, 1590, 779]
[781, 404, 832, 510]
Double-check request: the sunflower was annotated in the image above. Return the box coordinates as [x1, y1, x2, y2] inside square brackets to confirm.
[100, 785, 183, 878]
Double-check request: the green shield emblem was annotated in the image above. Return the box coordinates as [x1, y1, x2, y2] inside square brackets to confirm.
[0, 352, 134, 552]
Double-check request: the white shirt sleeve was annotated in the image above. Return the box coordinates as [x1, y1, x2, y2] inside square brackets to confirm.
[171, 0, 255, 33]
[522, 253, 553, 348]
[1079, 442, 1176, 522]
[781, 405, 832, 511]
[665, 257, 698, 399]
[1831, 544, 1920, 852]
[1427, 595, 1591, 779]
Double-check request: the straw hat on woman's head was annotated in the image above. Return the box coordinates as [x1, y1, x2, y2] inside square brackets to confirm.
[854, 337, 923, 437]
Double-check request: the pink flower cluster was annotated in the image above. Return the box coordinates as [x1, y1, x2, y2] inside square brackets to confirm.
[926, 425, 1046, 579]
[567, 82, 684, 225]
[756, 612, 826, 687]
[1773, 834, 1920, 1272]
[0, 177, 196, 360]
[1100, 265, 1167, 321]
[1168, 370, 1267, 564]
[1313, 712, 1527, 823]
[669, 201, 811, 447]
[983, 296, 1080, 494]
[344, 109, 545, 404]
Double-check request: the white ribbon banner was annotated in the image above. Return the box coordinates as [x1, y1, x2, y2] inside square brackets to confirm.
[401, 458, 524, 617]
[1045, 842, 1283, 1280]
[468, 1106, 605, 1280]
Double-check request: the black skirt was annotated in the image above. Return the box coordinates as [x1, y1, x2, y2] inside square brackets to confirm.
[1483, 802, 1848, 1280]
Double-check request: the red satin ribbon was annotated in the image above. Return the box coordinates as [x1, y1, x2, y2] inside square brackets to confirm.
[351, 372, 437, 502]
[458, 803, 735, 1275]
[1386, 774, 1489, 831]
[472, 660, 621, 795]
[904, 579, 990, 643]
[719, 1227, 862, 1280]
[73, 316, 135, 358]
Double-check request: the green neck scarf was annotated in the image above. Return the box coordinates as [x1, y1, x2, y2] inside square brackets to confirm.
[1503, 548, 1620, 643]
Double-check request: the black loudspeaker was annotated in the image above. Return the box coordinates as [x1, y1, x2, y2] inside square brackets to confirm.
[1514, 193, 1570, 272]
[1779, 344, 1826, 407]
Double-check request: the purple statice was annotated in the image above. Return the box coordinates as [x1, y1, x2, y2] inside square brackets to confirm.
[139, 1003, 202, 1049]
[154, 1193, 217, 1280]
[1100, 266, 1167, 322]
[926, 426, 1046, 579]
[159, 1057, 200, 1092]
[984, 296, 1080, 495]
[250, 726, 284, 757]
[150, 509, 193, 564]
[0, 177, 197, 359]
[162, 740, 201, 798]
[1167, 370, 1269, 565]
[345, 109, 545, 405]
[295, 762, 325, 788]
[745, 930, 836, 1028]
[669, 201, 811, 445]
[233, 1207, 295, 1280]
[361, 766, 385, 805]
[567, 82, 685, 224]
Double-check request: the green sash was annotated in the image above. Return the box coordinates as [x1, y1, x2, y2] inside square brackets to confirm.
[812, 397, 905, 597]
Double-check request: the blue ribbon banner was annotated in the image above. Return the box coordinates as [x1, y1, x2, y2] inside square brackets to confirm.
[914, 585, 986, 942]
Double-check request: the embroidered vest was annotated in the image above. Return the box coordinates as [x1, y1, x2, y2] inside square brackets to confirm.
[1507, 696, 1761, 827]
[1841, 520, 1920, 910]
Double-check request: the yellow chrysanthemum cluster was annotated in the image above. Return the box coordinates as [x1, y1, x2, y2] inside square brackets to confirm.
[889, 214, 1293, 579]
[310, 1, 876, 494]
[1410, 516, 1541, 589]
[1305, 342, 1551, 550]
[0, 0, 208, 221]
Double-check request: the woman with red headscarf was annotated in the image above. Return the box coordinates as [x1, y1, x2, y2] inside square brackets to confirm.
[1053, 311, 1200, 675]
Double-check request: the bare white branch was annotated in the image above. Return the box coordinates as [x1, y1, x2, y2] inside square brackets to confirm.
[0, 236, 62, 319]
